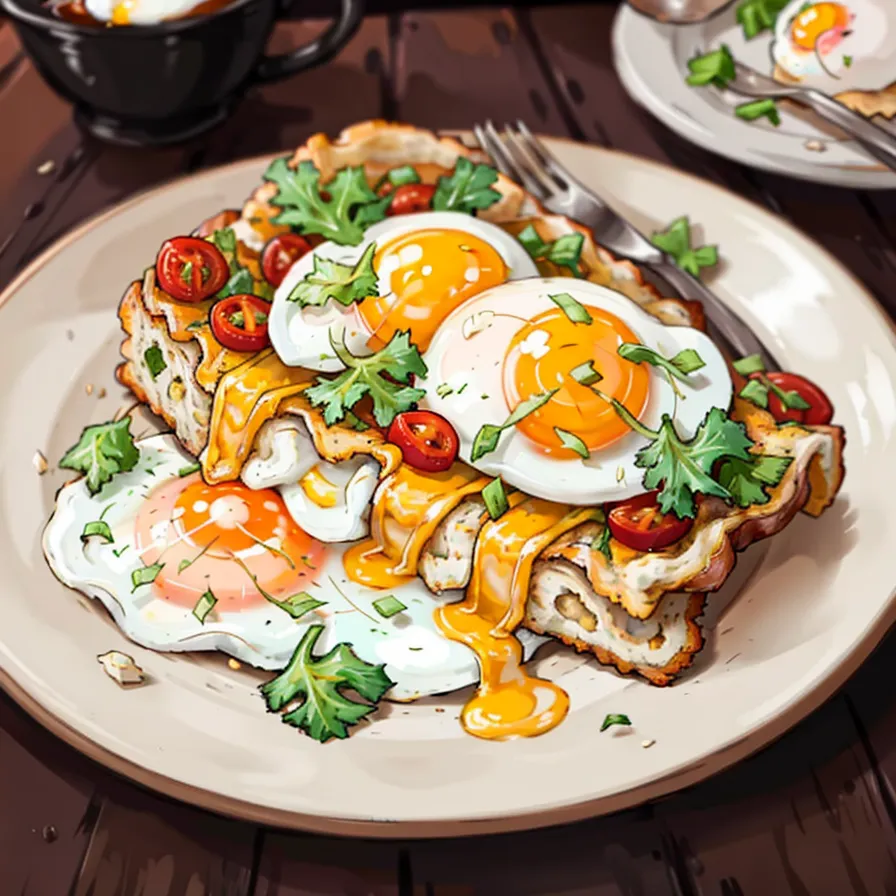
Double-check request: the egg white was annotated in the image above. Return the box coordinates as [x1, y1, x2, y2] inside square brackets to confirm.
[43, 434, 545, 701]
[84, 0, 199, 24]
[419, 277, 733, 506]
[771, 0, 895, 93]
[268, 211, 539, 372]
[241, 417, 379, 544]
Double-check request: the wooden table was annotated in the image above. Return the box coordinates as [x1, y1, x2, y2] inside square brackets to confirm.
[3, 3, 896, 893]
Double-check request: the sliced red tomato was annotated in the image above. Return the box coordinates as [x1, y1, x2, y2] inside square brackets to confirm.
[748, 371, 834, 426]
[210, 295, 271, 353]
[386, 183, 437, 216]
[606, 491, 694, 552]
[261, 233, 313, 288]
[156, 236, 229, 303]
[387, 410, 459, 472]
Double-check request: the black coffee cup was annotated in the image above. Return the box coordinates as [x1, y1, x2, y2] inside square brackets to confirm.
[0, 0, 365, 146]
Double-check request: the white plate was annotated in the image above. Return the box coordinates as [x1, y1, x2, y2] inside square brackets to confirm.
[613, 5, 896, 189]
[0, 138, 894, 837]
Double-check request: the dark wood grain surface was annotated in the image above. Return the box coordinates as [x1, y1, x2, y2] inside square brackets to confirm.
[1, 3, 896, 894]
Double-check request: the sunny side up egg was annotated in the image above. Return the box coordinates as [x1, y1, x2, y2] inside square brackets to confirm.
[268, 211, 538, 372]
[84, 0, 200, 24]
[771, 0, 896, 93]
[419, 277, 733, 506]
[43, 434, 546, 700]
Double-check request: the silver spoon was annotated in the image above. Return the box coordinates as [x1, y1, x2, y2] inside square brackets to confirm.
[625, 0, 734, 25]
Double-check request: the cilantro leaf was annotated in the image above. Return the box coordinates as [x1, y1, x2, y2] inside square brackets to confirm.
[59, 418, 140, 495]
[651, 217, 719, 279]
[635, 408, 754, 518]
[685, 45, 736, 88]
[305, 330, 427, 427]
[618, 343, 706, 382]
[287, 243, 377, 307]
[210, 227, 238, 258]
[717, 454, 793, 507]
[264, 158, 382, 246]
[260, 625, 393, 743]
[736, 98, 781, 127]
[518, 225, 585, 276]
[601, 713, 632, 732]
[735, 0, 790, 39]
[432, 158, 502, 214]
[470, 389, 558, 461]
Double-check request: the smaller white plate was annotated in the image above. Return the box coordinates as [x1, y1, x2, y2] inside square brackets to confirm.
[612, 4, 896, 189]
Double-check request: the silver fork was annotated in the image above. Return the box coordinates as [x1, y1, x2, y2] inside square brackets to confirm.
[474, 120, 777, 369]
[724, 60, 896, 173]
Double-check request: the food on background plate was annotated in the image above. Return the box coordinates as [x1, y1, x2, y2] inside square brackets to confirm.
[43, 121, 845, 744]
[47, 0, 230, 26]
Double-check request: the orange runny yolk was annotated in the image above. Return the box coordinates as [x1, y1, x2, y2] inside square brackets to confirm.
[502, 305, 650, 457]
[790, 3, 851, 51]
[357, 229, 509, 352]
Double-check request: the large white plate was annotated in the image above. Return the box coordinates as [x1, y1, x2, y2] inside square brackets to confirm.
[613, 5, 896, 189]
[0, 138, 894, 837]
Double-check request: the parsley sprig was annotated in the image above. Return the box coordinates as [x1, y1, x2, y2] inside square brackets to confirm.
[651, 217, 718, 279]
[260, 625, 393, 743]
[287, 243, 377, 307]
[733, 354, 810, 412]
[305, 330, 427, 427]
[618, 343, 706, 383]
[59, 418, 140, 495]
[432, 157, 502, 214]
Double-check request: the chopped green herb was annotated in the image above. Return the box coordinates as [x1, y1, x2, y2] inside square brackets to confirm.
[595, 524, 612, 562]
[229, 309, 268, 328]
[601, 713, 632, 732]
[732, 354, 765, 376]
[717, 454, 793, 507]
[260, 625, 393, 742]
[345, 410, 371, 432]
[432, 157, 502, 214]
[211, 227, 273, 300]
[305, 330, 427, 427]
[685, 45, 736, 88]
[186, 320, 206, 332]
[59, 417, 140, 495]
[131, 562, 164, 591]
[178, 558, 192, 573]
[278, 593, 327, 619]
[218, 267, 259, 300]
[264, 158, 385, 246]
[471, 389, 558, 461]
[518, 225, 585, 277]
[436, 383, 454, 399]
[288, 242, 378, 307]
[482, 477, 510, 520]
[372, 595, 407, 619]
[210, 227, 237, 257]
[554, 428, 590, 459]
[738, 378, 770, 409]
[180, 261, 194, 286]
[457, 383, 468, 394]
[549, 292, 592, 325]
[618, 343, 706, 382]
[517, 223, 547, 258]
[80, 520, 113, 543]
[735, 0, 790, 39]
[178, 462, 200, 477]
[843, 54, 853, 68]
[382, 165, 420, 189]
[651, 217, 719, 279]
[112, 545, 129, 558]
[570, 360, 603, 386]
[192, 590, 217, 624]
[144, 345, 166, 379]
[736, 98, 781, 127]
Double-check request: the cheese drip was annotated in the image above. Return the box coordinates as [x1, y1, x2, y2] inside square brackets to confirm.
[343, 463, 491, 589]
[203, 349, 311, 484]
[436, 499, 601, 741]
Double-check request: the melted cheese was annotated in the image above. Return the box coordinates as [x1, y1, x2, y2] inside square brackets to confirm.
[343, 463, 491, 589]
[203, 349, 311, 484]
[436, 499, 601, 741]
[299, 467, 339, 508]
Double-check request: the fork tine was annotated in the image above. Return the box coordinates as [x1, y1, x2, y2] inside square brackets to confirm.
[501, 124, 560, 199]
[510, 120, 569, 189]
[473, 123, 511, 178]
[479, 121, 549, 202]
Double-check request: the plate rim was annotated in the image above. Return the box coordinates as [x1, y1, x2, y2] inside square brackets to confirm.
[1, 137, 894, 838]
[611, 5, 896, 190]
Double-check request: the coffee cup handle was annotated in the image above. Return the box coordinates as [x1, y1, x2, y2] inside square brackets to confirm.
[252, 0, 365, 84]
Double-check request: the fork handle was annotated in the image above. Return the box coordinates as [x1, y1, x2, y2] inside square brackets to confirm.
[799, 91, 896, 173]
[650, 259, 779, 370]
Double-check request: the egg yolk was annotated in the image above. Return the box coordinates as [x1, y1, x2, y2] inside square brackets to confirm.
[502, 306, 649, 457]
[357, 229, 509, 352]
[790, 3, 851, 51]
[135, 475, 326, 609]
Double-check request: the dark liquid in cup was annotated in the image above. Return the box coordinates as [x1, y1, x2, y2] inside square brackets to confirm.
[49, 0, 231, 25]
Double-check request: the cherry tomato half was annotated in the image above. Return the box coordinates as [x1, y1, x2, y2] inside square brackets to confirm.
[387, 410, 459, 473]
[261, 233, 313, 288]
[748, 371, 834, 426]
[386, 183, 437, 216]
[210, 295, 272, 353]
[606, 491, 694, 553]
[156, 236, 229, 303]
